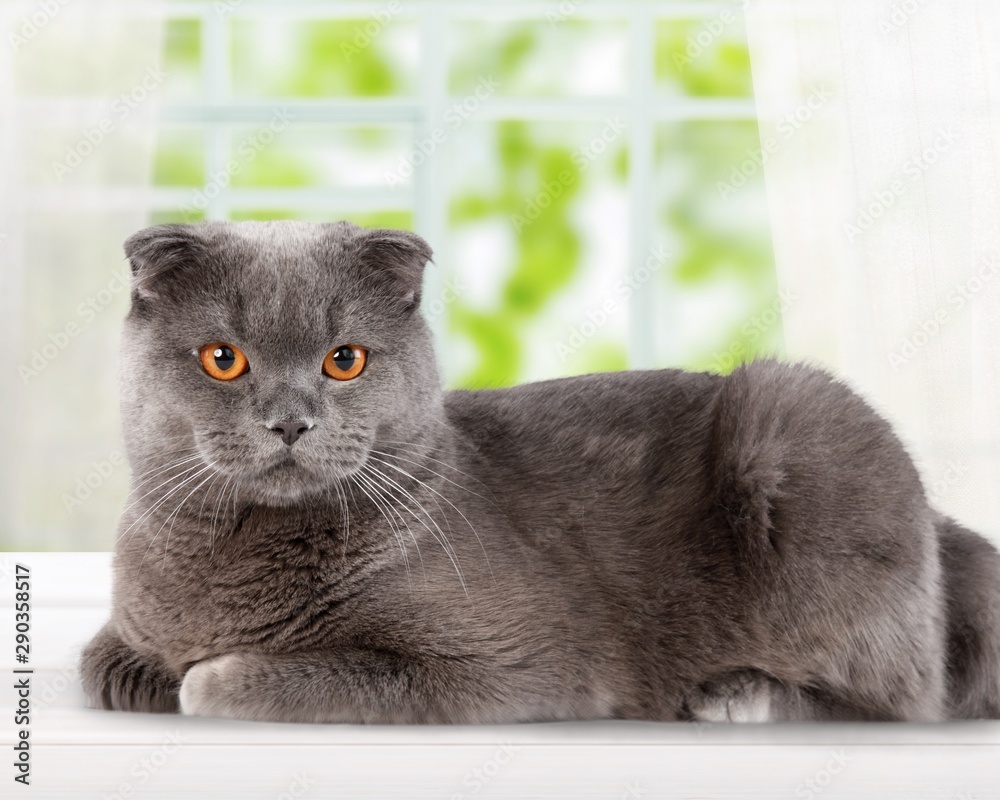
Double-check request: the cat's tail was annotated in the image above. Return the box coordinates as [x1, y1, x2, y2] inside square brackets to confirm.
[937, 515, 1000, 719]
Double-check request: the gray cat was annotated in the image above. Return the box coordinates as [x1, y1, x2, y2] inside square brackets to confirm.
[80, 220, 1000, 723]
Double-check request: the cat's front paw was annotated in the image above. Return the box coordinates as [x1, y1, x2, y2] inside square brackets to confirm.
[179, 654, 241, 718]
[80, 624, 180, 713]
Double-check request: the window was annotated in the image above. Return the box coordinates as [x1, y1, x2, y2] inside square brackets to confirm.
[3, 1, 777, 549]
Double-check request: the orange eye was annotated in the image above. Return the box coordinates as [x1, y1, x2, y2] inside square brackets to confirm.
[323, 345, 367, 381]
[199, 343, 249, 381]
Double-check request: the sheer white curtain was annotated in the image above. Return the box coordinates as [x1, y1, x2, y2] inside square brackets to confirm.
[0, 2, 166, 549]
[745, 0, 1000, 542]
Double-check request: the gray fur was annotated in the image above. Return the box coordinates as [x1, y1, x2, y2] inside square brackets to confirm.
[80, 220, 1000, 722]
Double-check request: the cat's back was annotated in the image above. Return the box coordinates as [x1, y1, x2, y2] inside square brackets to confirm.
[442, 367, 726, 558]
[442, 359, 934, 564]
[444, 367, 723, 463]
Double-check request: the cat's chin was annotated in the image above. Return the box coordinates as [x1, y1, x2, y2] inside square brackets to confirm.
[240, 477, 332, 507]
[236, 459, 355, 507]
[249, 486, 319, 507]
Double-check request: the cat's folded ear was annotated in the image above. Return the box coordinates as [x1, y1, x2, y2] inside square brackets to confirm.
[124, 224, 210, 301]
[350, 227, 434, 307]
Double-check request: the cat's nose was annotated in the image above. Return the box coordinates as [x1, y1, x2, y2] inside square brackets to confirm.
[269, 419, 311, 446]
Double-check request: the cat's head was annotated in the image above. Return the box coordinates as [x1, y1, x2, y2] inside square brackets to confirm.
[120, 220, 441, 505]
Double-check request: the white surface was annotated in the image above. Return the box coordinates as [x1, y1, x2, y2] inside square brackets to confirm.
[0, 553, 998, 799]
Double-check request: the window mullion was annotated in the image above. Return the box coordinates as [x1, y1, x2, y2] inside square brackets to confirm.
[627, 5, 658, 370]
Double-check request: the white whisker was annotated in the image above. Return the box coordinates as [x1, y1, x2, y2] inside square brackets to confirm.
[118, 464, 213, 548]
[375, 441, 498, 500]
[151, 470, 218, 573]
[120, 456, 205, 517]
[349, 472, 414, 586]
[209, 472, 236, 558]
[354, 468, 425, 578]
[136, 468, 215, 572]
[367, 455, 495, 585]
[361, 463, 467, 595]
[352, 472, 412, 574]
[333, 480, 352, 562]
[371, 447, 499, 509]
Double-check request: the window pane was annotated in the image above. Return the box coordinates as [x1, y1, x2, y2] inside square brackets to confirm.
[450, 19, 628, 98]
[162, 18, 202, 99]
[446, 119, 629, 389]
[231, 17, 419, 97]
[227, 125, 413, 189]
[654, 120, 781, 373]
[153, 128, 205, 187]
[655, 16, 754, 97]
